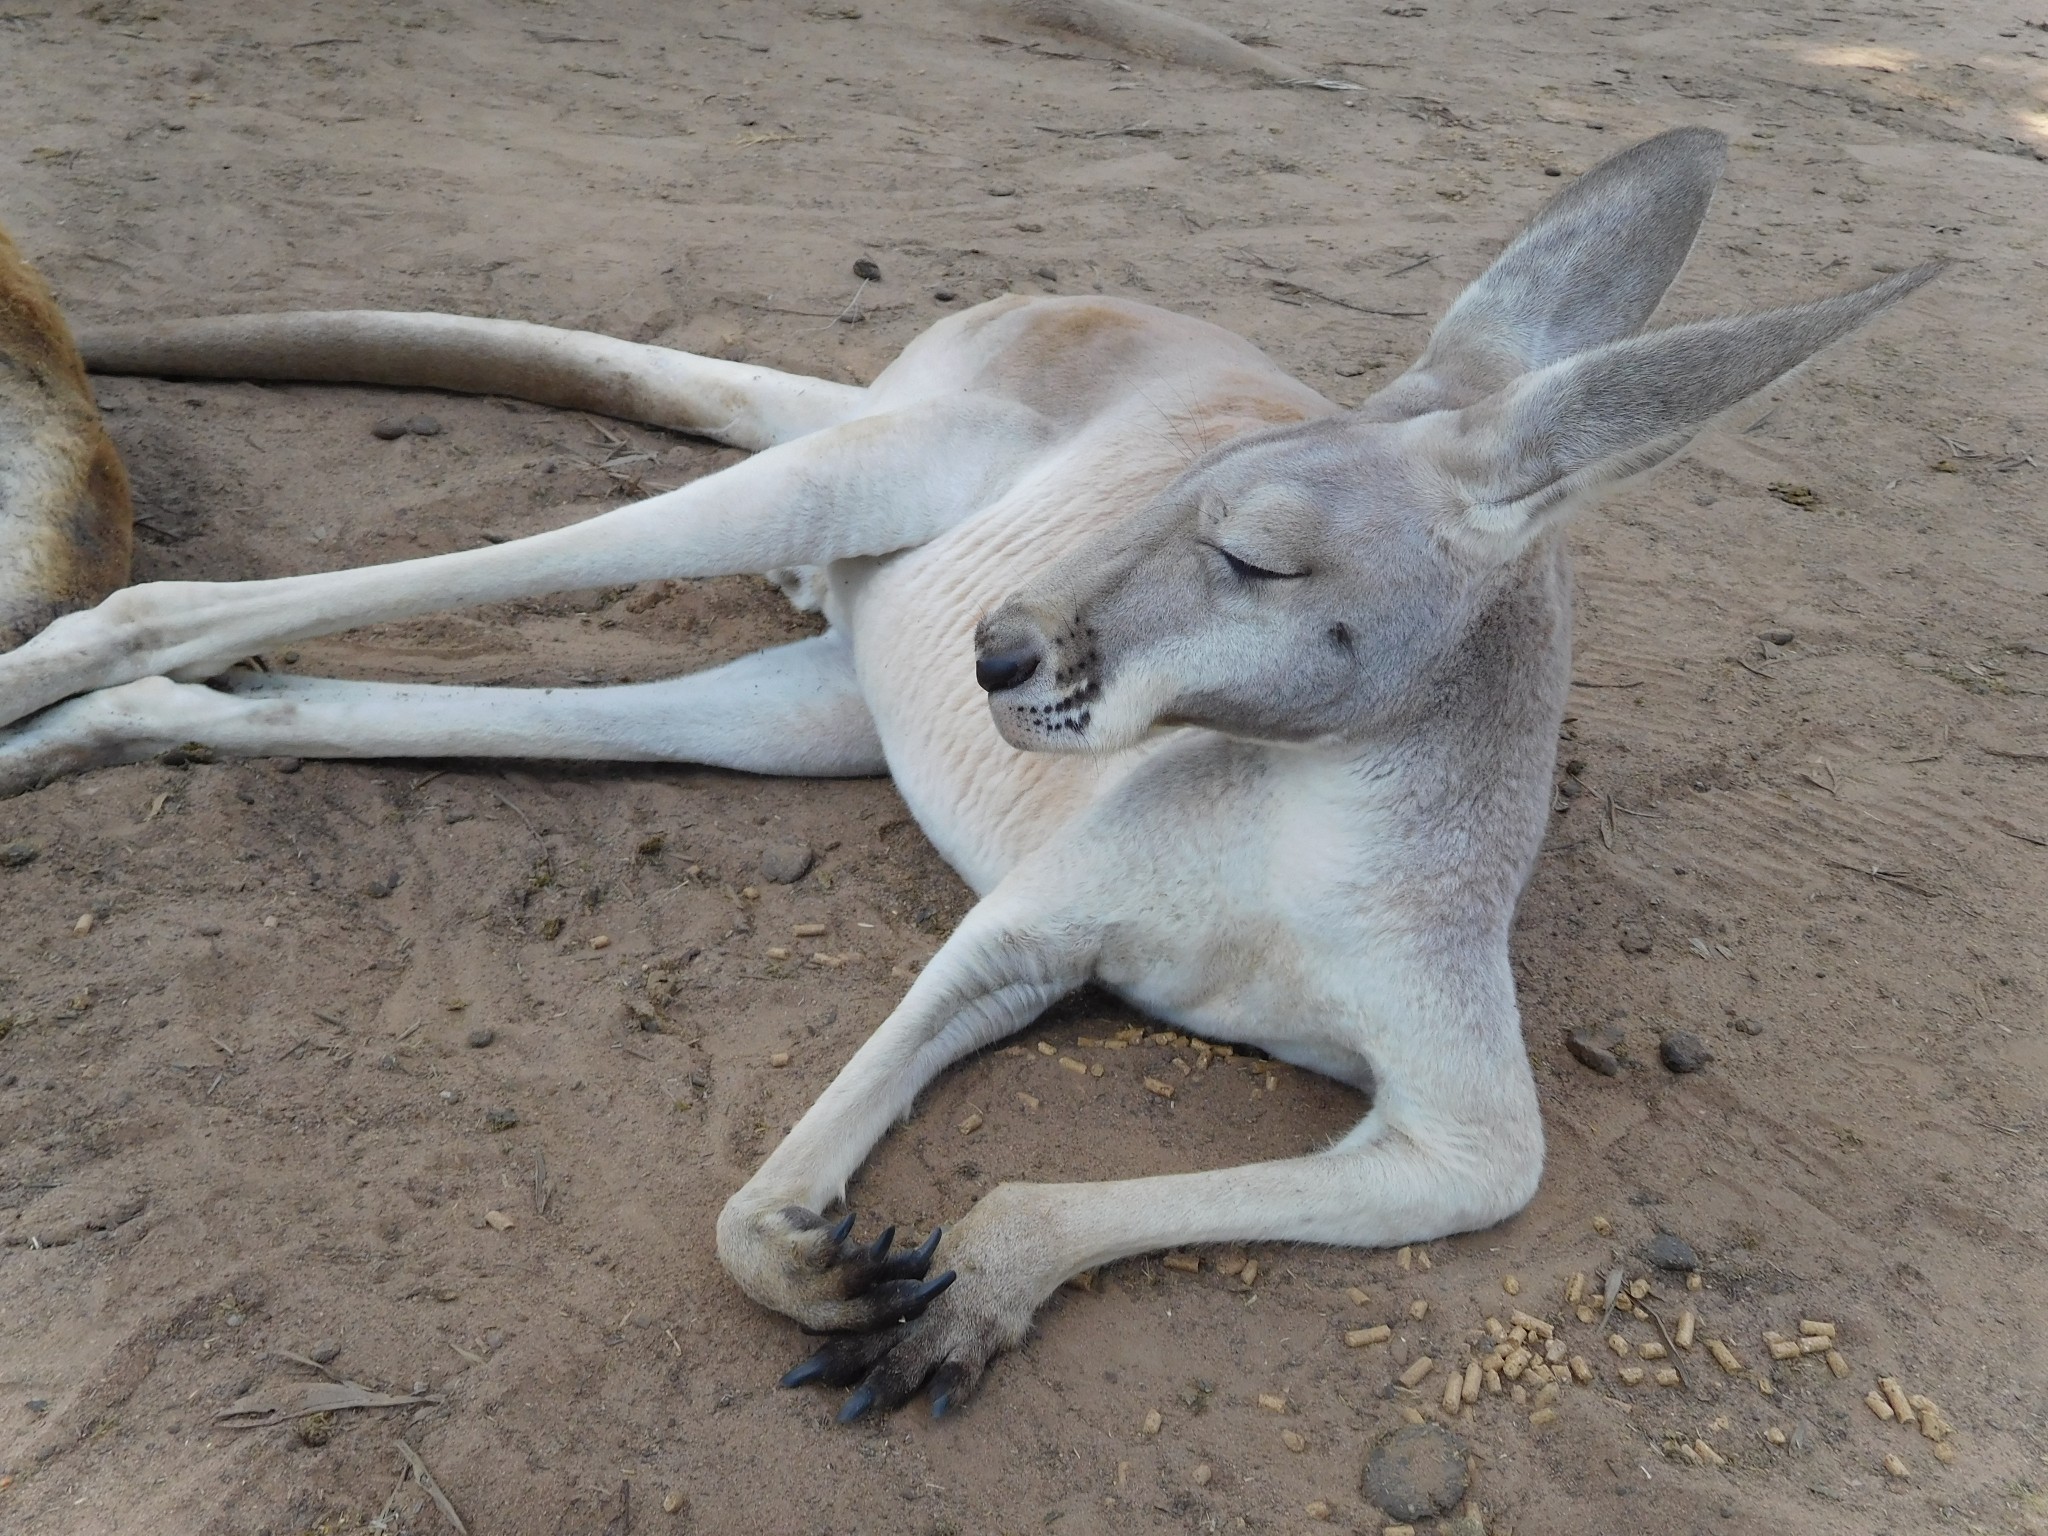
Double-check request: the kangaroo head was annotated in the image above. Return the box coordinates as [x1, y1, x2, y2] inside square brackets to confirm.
[975, 127, 1937, 754]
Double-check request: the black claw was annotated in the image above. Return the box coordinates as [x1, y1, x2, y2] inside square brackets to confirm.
[837, 1384, 878, 1423]
[896, 1269, 957, 1320]
[864, 1226, 896, 1263]
[930, 1390, 955, 1418]
[828, 1210, 857, 1244]
[867, 1226, 945, 1285]
[908, 1227, 942, 1267]
[780, 1353, 831, 1389]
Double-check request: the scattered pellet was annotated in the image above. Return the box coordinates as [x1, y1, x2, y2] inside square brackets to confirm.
[1303, 1502, 1330, 1522]
[1485, 1316, 1506, 1339]
[1534, 1382, 1559, 1409]
[1764, 1426, 1787, 1446]
[1399, 1406, 1426, 1426]
[1654, 1367, 1681, 1388]
[1767, 1338, 1802, 1361]
[1503, 1347, 1532, 1379]
[1283, 1428, 1307, 1452]
[1627, 1277, 1650, 1301]
[1543, 1339, 1568, 1365]
[1503, 1275, 1521, 1296]
[1441, 1373, 1463, 1414]
[1143, 1076, 1176, 1098]
[1694, 1439, 1725, 1468]
[1799, 1319, 1836, 1339]
[1462, 1360, 1482, 1404]
[1618, 1365, 1645, 1386]
[1398, 1356, 1436, 1389]
[1036, 1042, 1056, 1056]
[1484, 1367, 1503, 1395]
[1163, 1252, 1200, 1274]
[1059, 1056, 1087, 1075]
[1933, 1441, 1956, 1465]
[1569, 1356, 1593, 1384]
[1883, 1453, 1910, 1480]
[1707, 1339, 1743, 1376]
[766, 946, 791, 960]
[1348, 1287, 1371, 1306]
[1142, 1409, 1162, 1435]
[589, 934, 611, 950]
[1017, 1092, 1040, 1110]
[1398, 1245, 1413, 1271]
[1528, 1406, 1559, 1429]
[1566, 1272, 1586, 1306]
[73, 913, 93, 935]
[484, 1209, 514, 1230]
[1192, 1463, 1213, 1486]
[1825, 1350, 1849, 1379]
[768, 1051, 790, 1068]
[1592, 1215, 1613, 1235]
[792, 922, 828, 937]
[958, 1111, 983, 1134]
[1576, 1305, 1598, 1326]
[1687, 1273, 1703, 1292]
[1409, 1299, 1428, 1321]
[1346, 1325, 1392, 1348]
[1510, 1383, 1527, 1406]
[663, 1490, 687, 1515]
[1865, 1390, 1895, 1422]
[1384, 1525, 1416, 1536]
[1910, 1396, 1952, 1442]
[1510, 1310, 1554, 1339]
[1756, 1378, 1774, 1397]
[1258, 1393, 1288, 1413]
[1879, 1378, 1916, 1424]
[1607, 1334, 1631, 1358]
[1675, 1310, 1696, 1350]
[1529, 1361, 1555, 1384]
[1241, 1260, 1260, 1287]
[1638, 1341, 1668, 1361]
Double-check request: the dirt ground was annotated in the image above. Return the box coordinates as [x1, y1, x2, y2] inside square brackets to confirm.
[2, 0, 2044, 1532]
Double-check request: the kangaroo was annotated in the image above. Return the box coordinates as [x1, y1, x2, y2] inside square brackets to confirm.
[0, 221, 132, 650]
[0, 128, 1934, 1421]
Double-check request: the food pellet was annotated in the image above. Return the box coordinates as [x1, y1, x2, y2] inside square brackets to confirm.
[1398, 1245, 1413, 1271]
[1592, 1215, 1613, 1235]
[1799, 1334, 1833, 1355]
[1654, 1367, 1681, 1387]
[1163, 1253, 1200, 1273]
[1607, 1334, 1631, 1358]
[1258, 1393, 1288, 1413]
[1462, 1361, 1482, 1404]
[1799, 1319, 1835, 1339]
[1883, 1453, 1910, 1480]
[1865, 1391, 1895, 1421]
[792, 922, 827, 937]
[1627, 1277, 1650, 1301]
[1618, 1365, 1645, 1386]
[1510, 1383, 1527, 1406]
[1384, 1526, 1416, 1536]
[1687, 1272, 1703, 1291]
[1638, 1341, 1668, 1361]
[1441, 1374, 1463, 1414]
[1765, 1426, 1787, 1446]
[1304, 1501, 1330, 1521]
[1142, 1409, 1162, 1434]
[1615, 1294, 1635, 1314]
[590, 934, 612, 949]
[1240, 1260, 1259, 1287]
[1036, 1042, 1056, 1056]
[1397, 1356, 1436, 1389]
[1544, 1338, 1568, 1365]
[958, 1111, 983, 1134]
[1283, 1429, 1307, 1452]
[1400, 1406, 1426, 1426]
[1933, 1441, 1956, 1465]
[1569, 1356, 1593, 1384]
[1346, 1325, 1392, 1347]
[1694, 1439, 1725, 1468]
[1143, 1076, 1176, 1098]
[1825, 1350, 1849, 1379]
[768, 1051, 790, 1068]
[1879, 1378, 1916, 1424]
[1348, 1287, 1371, 1306]
[1409, 1299, 1428, 1321]
[663, 1490, 687, 1514]
[1534, 1382, 1559, 1408]
[1576, 1305, 1597, 1325]
[1192, 1463, 1213, 1486]
[1503, 1347, 1532, 1379]
[1059, 1056, 1087, 1075]
[1528, 1361, 1554, 1384]
[1510, 1310, 1554, 1339]
[1503, 1275, 1521, 1296]
[1528, 1406, 1559, 1429]
[1910, 1396, 1952, 1441]
[1565, 1272, 1586, 1305]
[1484, 1367, 1502, 1395]
[1017, 1091, 1040, 1110]
[1767, 1337, 1802, 1361]
[1707, 1339, 1743, 1376]
[1675, 1310, 1696, 1350]
[766, 945, 791, 960]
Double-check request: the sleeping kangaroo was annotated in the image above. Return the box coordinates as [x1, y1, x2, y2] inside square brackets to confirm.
[0, 128, 1934, 1420]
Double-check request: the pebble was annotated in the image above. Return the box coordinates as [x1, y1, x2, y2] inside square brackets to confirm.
[987, 185, 1016, 196]
[225, 1311, 246, 1327]
[1565, 1023, 1625, 1077]
[407, 414, 443, 436]
[1334, 362, 1367, 377]
[1659, 1031, 1714, 1073]
[760, 842, 815, 884]
[1760, 627, 1795, 645]
[1363, 1422, 1469, 1522]
[271, 756, 302, 774]
[196, 923, 222, 936]
[466, 1027, 496, 1048]
[26, 1398, 49, 1414]
[1643, 1233, 1700, 1273]
[852, 257, 881, 281]
[309, 1341, 341, 1364]
[933, 288, 957, 302]
[1014, 220, 1044, 232]
[1, 841, 41, 868]
[483, 1107, 519, 1131]
[374, 414, 442, 439]
[1618, 926, 1653, 954]
[376, 1053, 402, 1072]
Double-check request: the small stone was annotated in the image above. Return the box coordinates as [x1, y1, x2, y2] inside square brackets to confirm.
[1731, 1017, 1764, 1036]
[225, 1311, 246, 1327]
[852, 257, 882, 281]
[1759, 627, 1795, 646]
[663, 1490, 688, 1515]
[309, 1341, 341, 1364]
[988, 185, 1016, 196]
[376, 1053, 402, 1072]
[1363, 1422, 1469, 1522]
[1, 842, 41, 868]
[372, 416, 411, 439]
[1014, 220, 1044, 232]
[196, 923, 223, 936]
[271, 756, 302, 773]
[466, 1027, 496, 1049]
[1659, 1031, 1714, 1074]
[1642, 1233, 1699, 1273]
[1618, 926, 1652, 955]
[1565, 1023, 1625, 1077]
[483, 1107, 519, 1131]
[1192, 1463, 1212, 1486]
[1443, 1516, 1486, 1536]
[1033, 265, 1057, 282]
[406, 414, 443, 437]
[760, 842, 815, 884]
[1334, 362, 1367, 377]
[26, 1397, 50, 1414]
[933, 288, 957, 301]
[484, 1209, 514, 1230]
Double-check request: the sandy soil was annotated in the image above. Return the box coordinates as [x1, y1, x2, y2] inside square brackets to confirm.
[2, 1, 2045, 1532]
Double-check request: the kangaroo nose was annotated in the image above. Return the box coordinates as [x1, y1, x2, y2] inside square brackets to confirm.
[975, 645, 1041, 694]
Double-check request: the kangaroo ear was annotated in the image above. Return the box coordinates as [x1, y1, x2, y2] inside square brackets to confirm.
[1422, 264, 1942, 558]
[1360, 127, 1727, 421]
